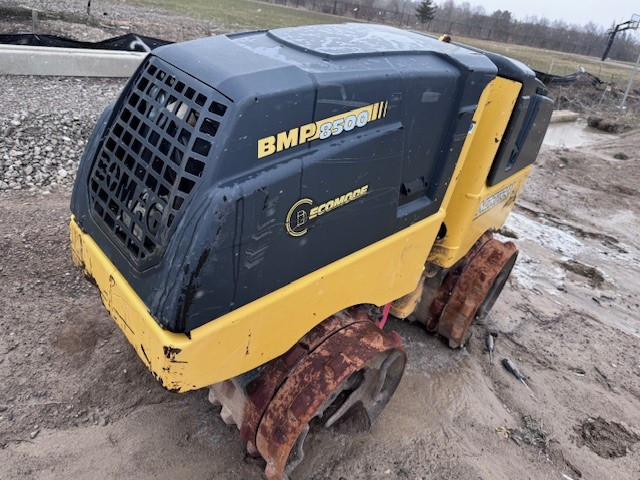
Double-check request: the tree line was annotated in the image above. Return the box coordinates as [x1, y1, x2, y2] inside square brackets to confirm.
[258, 0, 640, 63]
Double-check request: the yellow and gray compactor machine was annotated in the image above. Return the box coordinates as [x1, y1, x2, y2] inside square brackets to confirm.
[70, 23, 553, 479]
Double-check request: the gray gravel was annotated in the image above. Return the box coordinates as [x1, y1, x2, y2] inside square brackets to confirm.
[0, 0, 232, 195]
[2, 0, 225, 41]
[1, 76, 126, 193]
[4, 0, 169, 21]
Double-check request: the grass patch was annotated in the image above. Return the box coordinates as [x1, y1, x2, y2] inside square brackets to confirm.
[128, 0, 343, 30]
[452, 36, 634, 87]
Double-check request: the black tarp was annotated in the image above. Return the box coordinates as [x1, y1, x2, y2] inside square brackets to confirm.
[0, 33, 172, 52]
[534, 69, 603, 85]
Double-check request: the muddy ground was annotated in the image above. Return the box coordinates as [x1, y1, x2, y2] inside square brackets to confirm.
[1, 89, 640, 480]
[2, 5, 640, 480]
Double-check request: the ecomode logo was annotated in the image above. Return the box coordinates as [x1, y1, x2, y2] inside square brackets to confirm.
[285, 185, 369, 237]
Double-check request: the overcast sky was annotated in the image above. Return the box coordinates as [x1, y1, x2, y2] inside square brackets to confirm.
[469, 0, 638, 28]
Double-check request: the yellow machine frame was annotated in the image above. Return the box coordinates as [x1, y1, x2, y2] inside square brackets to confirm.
[70, 76, 528, 392]
[429, 77, 531, 268]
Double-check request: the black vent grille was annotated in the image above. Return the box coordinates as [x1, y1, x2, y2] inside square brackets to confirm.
[88, 56, 229, 269]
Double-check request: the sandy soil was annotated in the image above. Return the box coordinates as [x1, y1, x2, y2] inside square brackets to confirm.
[1, 109, 639, 480]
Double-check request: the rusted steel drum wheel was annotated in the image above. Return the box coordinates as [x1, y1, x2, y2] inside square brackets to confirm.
[416, 232, 518, 348]
[241, 309, 406, 480]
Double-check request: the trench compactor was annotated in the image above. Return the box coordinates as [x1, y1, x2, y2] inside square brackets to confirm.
[70, 23, 552, 479]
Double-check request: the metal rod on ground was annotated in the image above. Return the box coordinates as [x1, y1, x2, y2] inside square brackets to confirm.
[502, 358, 529, 389]
[597, 85, 611, 109]
[486, 333, 494, 364]
[87, 0, 91, 16]
[32, 9, 38, 33]
[620, 51, 640, 110]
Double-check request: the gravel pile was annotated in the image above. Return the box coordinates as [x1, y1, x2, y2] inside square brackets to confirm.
[1, 0, 225, 41]
[1, 76, 126, 193]
[2, 112, 90, 191]
[0, 0, 232, 194]
[3, 0, 166, 22]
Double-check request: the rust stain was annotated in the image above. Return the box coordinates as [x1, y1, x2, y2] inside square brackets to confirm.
[253, 313, 405, 480]
[245, 331, 252, 357]
[437, 235, 517, 348]
[239, 308, 368, 455]
[417, 232, 493, 332]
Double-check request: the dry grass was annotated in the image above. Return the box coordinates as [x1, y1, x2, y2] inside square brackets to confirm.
[130, 0, 342, 30]
[454, 37, 635, 87]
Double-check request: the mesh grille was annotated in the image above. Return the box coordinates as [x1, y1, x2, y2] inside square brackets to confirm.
[88, 56, 229, 269]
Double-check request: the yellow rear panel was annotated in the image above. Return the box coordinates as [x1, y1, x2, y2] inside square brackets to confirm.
[71, 210, 443, 391]
[428, 76, 527, 267]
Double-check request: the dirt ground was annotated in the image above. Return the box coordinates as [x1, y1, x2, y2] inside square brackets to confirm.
[1, 104, 639, 480]
[2, 5, 640, 480]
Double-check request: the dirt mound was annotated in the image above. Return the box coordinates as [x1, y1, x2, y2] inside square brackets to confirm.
[559, 260, 605, 288]
[587, 116, 634, 134]
[575, 417, 640, 459]
[548, 81, 640, 117]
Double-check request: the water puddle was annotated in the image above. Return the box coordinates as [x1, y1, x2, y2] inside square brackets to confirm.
[543, 120, 618, 149]
[501, 212, 640, 338]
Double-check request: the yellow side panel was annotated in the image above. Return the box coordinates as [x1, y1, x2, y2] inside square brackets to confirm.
[71, 210, 443, 391]
[428, 76, 525, 267]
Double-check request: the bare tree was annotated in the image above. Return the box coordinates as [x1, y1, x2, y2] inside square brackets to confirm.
[254, 0, 640, 63]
